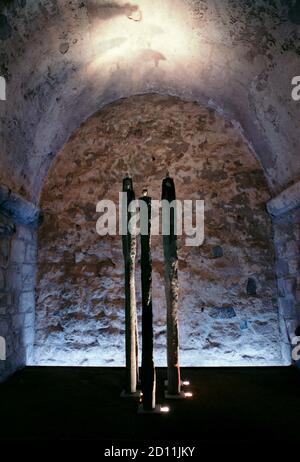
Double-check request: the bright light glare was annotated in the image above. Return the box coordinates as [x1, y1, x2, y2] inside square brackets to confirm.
[161, 406, 170, 413]
[86, 0, 198, 75]
[182, 381, 190, 386]
[184, 392, 193, 398]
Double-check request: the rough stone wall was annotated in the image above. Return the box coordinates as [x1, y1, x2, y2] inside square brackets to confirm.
[0, 0, 299, 201]
[0, 216, 37, 382]
[35, 94, 286, 367]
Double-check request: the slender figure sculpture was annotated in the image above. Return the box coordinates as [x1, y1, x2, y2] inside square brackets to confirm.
[162, 175, 181, 396]
[140, 189, 156, 411]
[122, 177, 138, 394]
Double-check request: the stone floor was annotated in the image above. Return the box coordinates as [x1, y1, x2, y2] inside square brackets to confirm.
[0, 366, 299, 442]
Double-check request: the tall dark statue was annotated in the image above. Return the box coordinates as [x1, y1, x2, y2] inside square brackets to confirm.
[162, 175, 181, 396]
[122, 177, 138, 395]
[140, 190, 156, 411]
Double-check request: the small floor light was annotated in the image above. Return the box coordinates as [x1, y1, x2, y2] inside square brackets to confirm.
[160, 406, 170, 413]
[182, 381, 190, 386]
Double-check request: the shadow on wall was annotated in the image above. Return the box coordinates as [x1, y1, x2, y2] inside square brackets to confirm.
[88, 1, 142, 22]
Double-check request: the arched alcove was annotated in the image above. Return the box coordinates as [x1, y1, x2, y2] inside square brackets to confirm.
[34, 94, 286, 366]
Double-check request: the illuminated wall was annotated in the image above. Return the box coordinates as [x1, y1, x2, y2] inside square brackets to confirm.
[34, 95, 286, 367]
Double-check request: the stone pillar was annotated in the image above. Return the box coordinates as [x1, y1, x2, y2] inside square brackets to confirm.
[140, 191, 156, 411]
[0, 185, 41, 382]
[122, 177, 138, 395]
[267, 182, 300, 367]
[0, 215, 15, 381]
[162, 176, 181, 396]
[0, 185, 42, 226]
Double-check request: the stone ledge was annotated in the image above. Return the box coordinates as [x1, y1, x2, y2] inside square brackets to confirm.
[267, 181, 300, 218]
[0, 185, 42, 228]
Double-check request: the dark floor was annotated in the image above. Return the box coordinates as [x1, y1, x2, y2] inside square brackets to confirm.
[0, 366, 299, 442]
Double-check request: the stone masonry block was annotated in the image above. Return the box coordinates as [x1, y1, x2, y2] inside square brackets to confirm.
[19, 291, 35, 314]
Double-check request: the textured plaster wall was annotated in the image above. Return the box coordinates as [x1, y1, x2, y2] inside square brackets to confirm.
[0, 0, 299, 202]
[35, 95, 286, 366]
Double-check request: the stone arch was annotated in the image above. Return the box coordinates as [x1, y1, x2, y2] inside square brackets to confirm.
[0, 1, 299, 202]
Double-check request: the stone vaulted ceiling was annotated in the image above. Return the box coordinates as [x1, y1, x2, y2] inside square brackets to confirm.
[0, 0, 299, 202]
